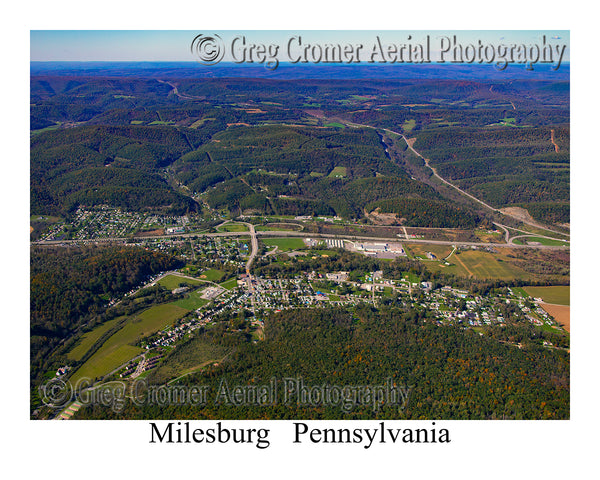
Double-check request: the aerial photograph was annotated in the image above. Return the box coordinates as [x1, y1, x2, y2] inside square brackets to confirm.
[30, 30, 570, 422]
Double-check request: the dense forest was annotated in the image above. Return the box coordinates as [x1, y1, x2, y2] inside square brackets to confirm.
[412, 126, 570, 217]
[30, 245, 182, 379]
[75, 306, 569, 420]
[31, 73, 569, 226]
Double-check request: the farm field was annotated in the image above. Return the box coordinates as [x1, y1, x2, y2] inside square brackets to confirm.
[523, 285, 570, 305]
[262, 237, 307, 251]
[539, 303, 570, 332]
[66, 317, 122, 361]
[69, 344, 143, 385]
[68, 303, 189, 385]
[428, 249, 529, 280]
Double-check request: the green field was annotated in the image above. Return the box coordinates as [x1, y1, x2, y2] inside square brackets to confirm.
[69, 344, 143, 385]
[219, 278, 239, 290]
[173, 289, 211, 310]
[405, 243, 454, 261]
[403, 119, 416, 132]
[262, 237, 306, 251]
[66, 317, 123, 361]
[30, 214, 61, 222]
[157, 274, 204, 290]
[255, 223, 303, 232]
[69, 303, 189, 385]
[216, 222, 249, 232]
[428, 250, 528, 280]
[512, 236, 569, 247]
[523, 286, 570, 305]
[198, 269, 225, 282]
[324, 122, 346, 128]
[327, 166, 347, 178]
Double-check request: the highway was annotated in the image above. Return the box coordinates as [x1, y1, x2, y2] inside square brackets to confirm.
[344, 120, 570, 238]
[32, 228, 569, 250]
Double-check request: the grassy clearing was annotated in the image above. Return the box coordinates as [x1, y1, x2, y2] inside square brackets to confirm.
[523, 286, 570, 305]
[146, 335, 229, 384]
[262, 237, 307, 251]
[324, 122, 346, 128]
[173, 289, 211, 310]
[69, 303, 189, 384]
[219, 278, 239, 290]
[309, 249, 337, 257]
[190, 117, 215, 128]
[69, 345, 143, 385]
[216, 222, 249, 232]
[199, 269, 225, 282]
[403, 119, 416, 132]
[428, 250, 529, 280]
[255, 223, 303, 232]
[513, 236, 569, 247]
[404, 243, 453, 261]
[327, 166, 347, 178]
[66, 317, 123, 361]
[157, 274, 204, 290]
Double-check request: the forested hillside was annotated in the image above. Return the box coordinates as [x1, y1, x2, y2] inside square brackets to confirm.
[75, 307, 569, 420]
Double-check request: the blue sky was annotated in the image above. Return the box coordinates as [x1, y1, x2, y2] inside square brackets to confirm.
[31, 30, 569, 62]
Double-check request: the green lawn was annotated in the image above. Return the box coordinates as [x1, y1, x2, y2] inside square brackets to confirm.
[198, 268, 225, 282]
[262, 237, 306, 251]
[66, 317, 123, 361]
[512, 236, 569, 247]
[68, 303, 189, 385]
[255, 223, 303, 232]
[216, 222, 249, 232]
[157, 274, 204, 290]
[219, 278, 239, 290]
[173, 289, 211, 310]
[69, 344, 143, 385]
[523, 286, 570, 305]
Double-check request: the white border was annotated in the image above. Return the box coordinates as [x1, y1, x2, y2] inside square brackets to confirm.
[5, 1, 597, 478]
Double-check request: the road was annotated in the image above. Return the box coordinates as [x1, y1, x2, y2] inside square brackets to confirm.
[32, 229, 569, 250]
[157, 79, 205, 101]
[344, 120, 569, 238]
[244, 223, 259, 275]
